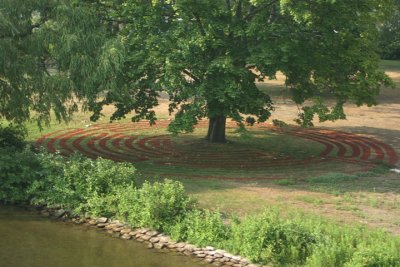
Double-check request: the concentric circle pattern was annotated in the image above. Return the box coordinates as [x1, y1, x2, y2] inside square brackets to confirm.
[35, 121, 398, 180]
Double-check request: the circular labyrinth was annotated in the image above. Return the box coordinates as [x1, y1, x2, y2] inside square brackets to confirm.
[35, 121, 398, 180]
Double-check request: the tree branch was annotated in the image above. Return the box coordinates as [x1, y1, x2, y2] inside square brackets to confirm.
[226, 0, 231, 11]
[193, 13, 206, 36]
[182, 69, 200, 83]
[236, 0, 243, 18]
[244, 0, 279, 21]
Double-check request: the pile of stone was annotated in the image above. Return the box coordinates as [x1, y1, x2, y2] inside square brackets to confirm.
[39, 207, 263, 267]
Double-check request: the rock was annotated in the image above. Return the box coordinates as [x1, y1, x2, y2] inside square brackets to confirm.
[129, 230, 140, 236]
[159, 236, 171, 243]
[138, 228, 149, 234]
[205, 257, 214, 263]
[105, 224, 116, 230]
[146, 230, 159, 237]
[54, 209, 66, 218]
[206, 246, 215, 251]
[184, 244, 196, 252]
[183, 250, 193, 256]
[223, 253, 233, 259]
[142, 235, 152, 241]
[97, 217, 108, 223]
[112, 227, 124, 232]
[121, 234, 131, 240]
[195, 253, 206, 258]
[149, 237, 160, 243]
[120, 228, 131, 235]
[97, 223, 108, 228]
[147, 243, 154, 249]
[88, 219, 97, 226]
[175, 242, 186, 248]
[154, 243, 166, 249]
[167, 243, 177, 249]
[231, 256, 242, 262]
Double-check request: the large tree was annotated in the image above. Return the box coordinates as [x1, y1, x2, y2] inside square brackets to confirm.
[0, 0, 395, 142]
[0, 0, 122, 126]
[90, 0, 394, 142]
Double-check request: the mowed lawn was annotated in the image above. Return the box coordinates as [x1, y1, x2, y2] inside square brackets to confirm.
[19, 60, 400, 235]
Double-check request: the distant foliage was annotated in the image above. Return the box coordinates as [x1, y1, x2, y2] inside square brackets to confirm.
[0, 148, 40, 202]
[0, 124, 26, 150]
[379, 1, 400, 59]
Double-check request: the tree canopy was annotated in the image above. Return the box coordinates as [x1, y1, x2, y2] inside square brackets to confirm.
[0, 0, 395, 142]
[379, 0, 400, 59]
[0, 0, 121, 125]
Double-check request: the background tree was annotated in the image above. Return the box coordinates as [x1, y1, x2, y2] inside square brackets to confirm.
[1, 0, 395, 143]
[0, 0, 123, 126]
[379, 0, 400, 59]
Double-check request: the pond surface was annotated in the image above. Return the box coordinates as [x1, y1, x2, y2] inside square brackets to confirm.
[0, 205, 203, 267]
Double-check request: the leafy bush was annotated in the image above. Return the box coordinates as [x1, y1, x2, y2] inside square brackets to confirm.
[117, 179, 191, 231]
[0, 124, 26, 150]
[344, 244, 400, 267]
[169, 209, 228, 247]
[225, 211, 319, 265]
[0, 147, 41, 202]
[29, 153, 136, 215]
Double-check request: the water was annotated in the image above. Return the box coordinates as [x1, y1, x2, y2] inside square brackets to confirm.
[0, 205, 203, 267]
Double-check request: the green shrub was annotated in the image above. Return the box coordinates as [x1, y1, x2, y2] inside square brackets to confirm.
[304, 239, 355, 267]
[344, 244, 400, 267]
[226, 211, 319, 265]
[169, 209, 229, 247]
[117, 179, 191, 231]
[0, 124, 26, 150]
[29, 153, 136, 215]
[0, 147, 41, 202]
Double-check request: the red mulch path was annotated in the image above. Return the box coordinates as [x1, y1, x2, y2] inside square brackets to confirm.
[35, 121, 398, 180]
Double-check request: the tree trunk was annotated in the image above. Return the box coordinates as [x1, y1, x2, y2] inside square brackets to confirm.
[206, 115, 226, 143]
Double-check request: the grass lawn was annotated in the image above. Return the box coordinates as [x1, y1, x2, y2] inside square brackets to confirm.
[8, 60, 400, 235]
